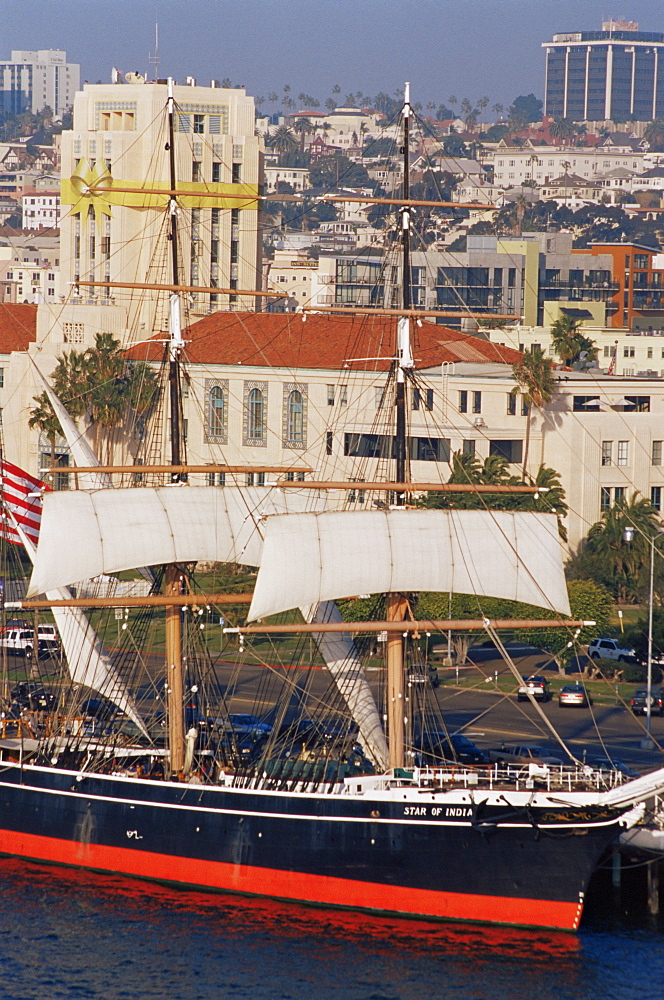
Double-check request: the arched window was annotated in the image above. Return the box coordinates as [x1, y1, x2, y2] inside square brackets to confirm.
[247, 387, 265, 440]
[208, 385, 226, 438]
[286, 389, 303, 443]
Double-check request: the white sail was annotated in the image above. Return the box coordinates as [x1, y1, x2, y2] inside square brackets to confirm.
[27, 485, 331, 596]
[301, 601, 389, 770]
[12, 518, 147, 736]
[249, 509, 571, 621]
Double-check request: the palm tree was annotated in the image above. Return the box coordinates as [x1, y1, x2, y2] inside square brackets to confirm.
[28, 392, 62, 469]
[292, 116, 314, 152]
[530, 464, 568, 540]
[550, 314, 583, 365]
[549, 118, 577, 145]
[492, 102, 504, 121]
[514, 193, 529, 236]
[511, 347, 556, 477]
[585, 494, 660, 602]
[269, 125, 298, 157]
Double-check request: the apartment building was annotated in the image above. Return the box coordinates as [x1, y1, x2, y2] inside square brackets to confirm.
[490, 143, 646, 189]
[58, 79, 263, 341]
[0, 50, 79, 117]
[542, 20, 664, 121]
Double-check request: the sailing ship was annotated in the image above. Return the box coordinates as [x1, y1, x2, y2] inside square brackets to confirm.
[0, 81, 663, 933]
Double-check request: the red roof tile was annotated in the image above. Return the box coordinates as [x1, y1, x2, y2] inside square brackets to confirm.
[126, 312, 522, 370]
[0, 303, 37, 353]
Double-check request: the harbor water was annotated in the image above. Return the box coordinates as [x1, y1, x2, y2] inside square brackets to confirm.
[0, 858, 662, 1000]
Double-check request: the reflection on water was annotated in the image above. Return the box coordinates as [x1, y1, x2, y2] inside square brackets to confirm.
[0, 858, 661, 1000]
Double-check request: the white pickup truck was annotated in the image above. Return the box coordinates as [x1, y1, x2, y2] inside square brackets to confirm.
[587, 638, 636, 662]
[0, 628, 59, 659]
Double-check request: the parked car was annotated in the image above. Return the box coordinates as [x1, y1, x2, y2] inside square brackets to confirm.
[488, 743, 565, 766]
[10, 682, 57, 711]
[582, 755, 640, 778]
[407, 663, 440, 688]
[517, 675, 551, 702]
[587, 638, 636, 662]
[630, 686, 664, 716]
[414, 731, 489, 766]
[558, 684, 592, 708]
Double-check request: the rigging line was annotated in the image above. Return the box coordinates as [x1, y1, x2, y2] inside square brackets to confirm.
[484, 622, 581, 762]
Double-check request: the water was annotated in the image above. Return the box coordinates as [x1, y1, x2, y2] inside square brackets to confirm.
[0, 858, 662, 1000]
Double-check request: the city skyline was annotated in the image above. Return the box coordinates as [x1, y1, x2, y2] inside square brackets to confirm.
[0, 0, 661, 114]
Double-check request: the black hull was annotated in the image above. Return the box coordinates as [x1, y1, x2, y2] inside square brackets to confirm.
[0, 763, 623, 930]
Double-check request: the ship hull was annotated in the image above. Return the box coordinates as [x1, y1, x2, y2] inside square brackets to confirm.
[0, 763, 623, 931]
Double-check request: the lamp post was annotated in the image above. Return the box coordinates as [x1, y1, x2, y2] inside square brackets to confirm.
[623, 525, 656, 749]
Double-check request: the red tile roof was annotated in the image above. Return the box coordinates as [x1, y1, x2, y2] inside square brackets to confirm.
[126, 312, 522, 370]
[0, 303, 37, 353]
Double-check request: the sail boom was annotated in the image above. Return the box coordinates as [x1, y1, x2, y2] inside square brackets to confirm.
[232, 618, 592, 634]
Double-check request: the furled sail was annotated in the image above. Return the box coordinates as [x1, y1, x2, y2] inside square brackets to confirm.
[249, 509, 572, 621]
[301, 601, 389, 770]
[28, 486, 331, 596]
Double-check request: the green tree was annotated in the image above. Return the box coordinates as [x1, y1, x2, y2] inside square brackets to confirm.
[549, 117, 578, 145]
[569, 494, 662, 603]
[292, 116, 314, 152]
[644, 119, 664, 152]
[269, 125, 298, 157]
[28, 391, 62, 468]
[511, 347, 555, 477]
[507, 94, 543, 127]
[550, 314, 583, 365]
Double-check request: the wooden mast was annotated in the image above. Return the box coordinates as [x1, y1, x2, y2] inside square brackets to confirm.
[165, 79, 186, 777]
[386, 84, 415, 771]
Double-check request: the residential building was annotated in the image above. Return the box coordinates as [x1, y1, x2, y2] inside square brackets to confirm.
[20, 189, 60, 229]
[490, 142, 646, 188]
[542, 20, 664, 121]
[0, 50, 79, 117]
[58, 79, 263, 338]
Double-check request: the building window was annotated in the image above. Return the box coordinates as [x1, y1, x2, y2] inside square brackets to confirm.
[489, 440, 523, 464]
[326, 430, 333, 455]
[327, 384, 335, 405]
[573, 395, 599, 411]
[462, 439, 476, 456]
[507, 392, 516, 415]
[212, 162, 222, 183]
[192, 161, 202, 182]
[623, 346, 635, 358]
[601, 487, 611, 511]
[207, 471, 226, 486]
[286, 389, 304, 444]
[413, 387, 433, 411]
[0, 368, 4, 388]
[614, 486, 625, 503]
[339, 385, 348, 406]
[193, 114, 205, 134]
[601, 441, 612, 466]
[652, 486, 662, 512]
[521, 397, 530, 417]
[375, 386, 386, 409]
[625, 395, 650, 412]
[244, 384, 267, 445]
[459, 390, 468, 413]
[410, 437, 450, 462]
[653, 441, 662, 466]
[207, 384, 227, 439]
[246, 472, 266, 486]
[617, 441, 629, 466]
[472, 391, 482, 414]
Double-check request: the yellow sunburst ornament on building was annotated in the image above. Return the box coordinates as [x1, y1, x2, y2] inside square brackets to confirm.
[62, 158, 114, 226]
[61, 158, 259, 224]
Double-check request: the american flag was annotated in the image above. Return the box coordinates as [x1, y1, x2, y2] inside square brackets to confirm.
[0, 460, 47, 546]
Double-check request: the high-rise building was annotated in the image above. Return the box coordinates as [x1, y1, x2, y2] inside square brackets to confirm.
[0, 50, 79, 118]
[542, 20, 664, 121]
[58, 79, 263, 338]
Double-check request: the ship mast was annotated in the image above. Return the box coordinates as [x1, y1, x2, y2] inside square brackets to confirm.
[165, 78, 186, 776]
[386, 84, 415, 770]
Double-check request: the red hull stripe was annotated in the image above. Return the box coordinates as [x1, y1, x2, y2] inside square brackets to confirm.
[0, 827, 582, 930]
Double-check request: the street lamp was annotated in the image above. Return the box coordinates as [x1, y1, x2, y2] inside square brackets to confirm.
[623, 524, 657, 749]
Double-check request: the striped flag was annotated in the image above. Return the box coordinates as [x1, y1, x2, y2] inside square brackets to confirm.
[0, 460, 47, 546]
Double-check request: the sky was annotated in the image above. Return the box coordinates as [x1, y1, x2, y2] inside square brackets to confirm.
[0, 0, 663, 112]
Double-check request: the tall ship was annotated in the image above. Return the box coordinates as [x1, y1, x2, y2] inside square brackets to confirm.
[0, 81, 662, 933]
